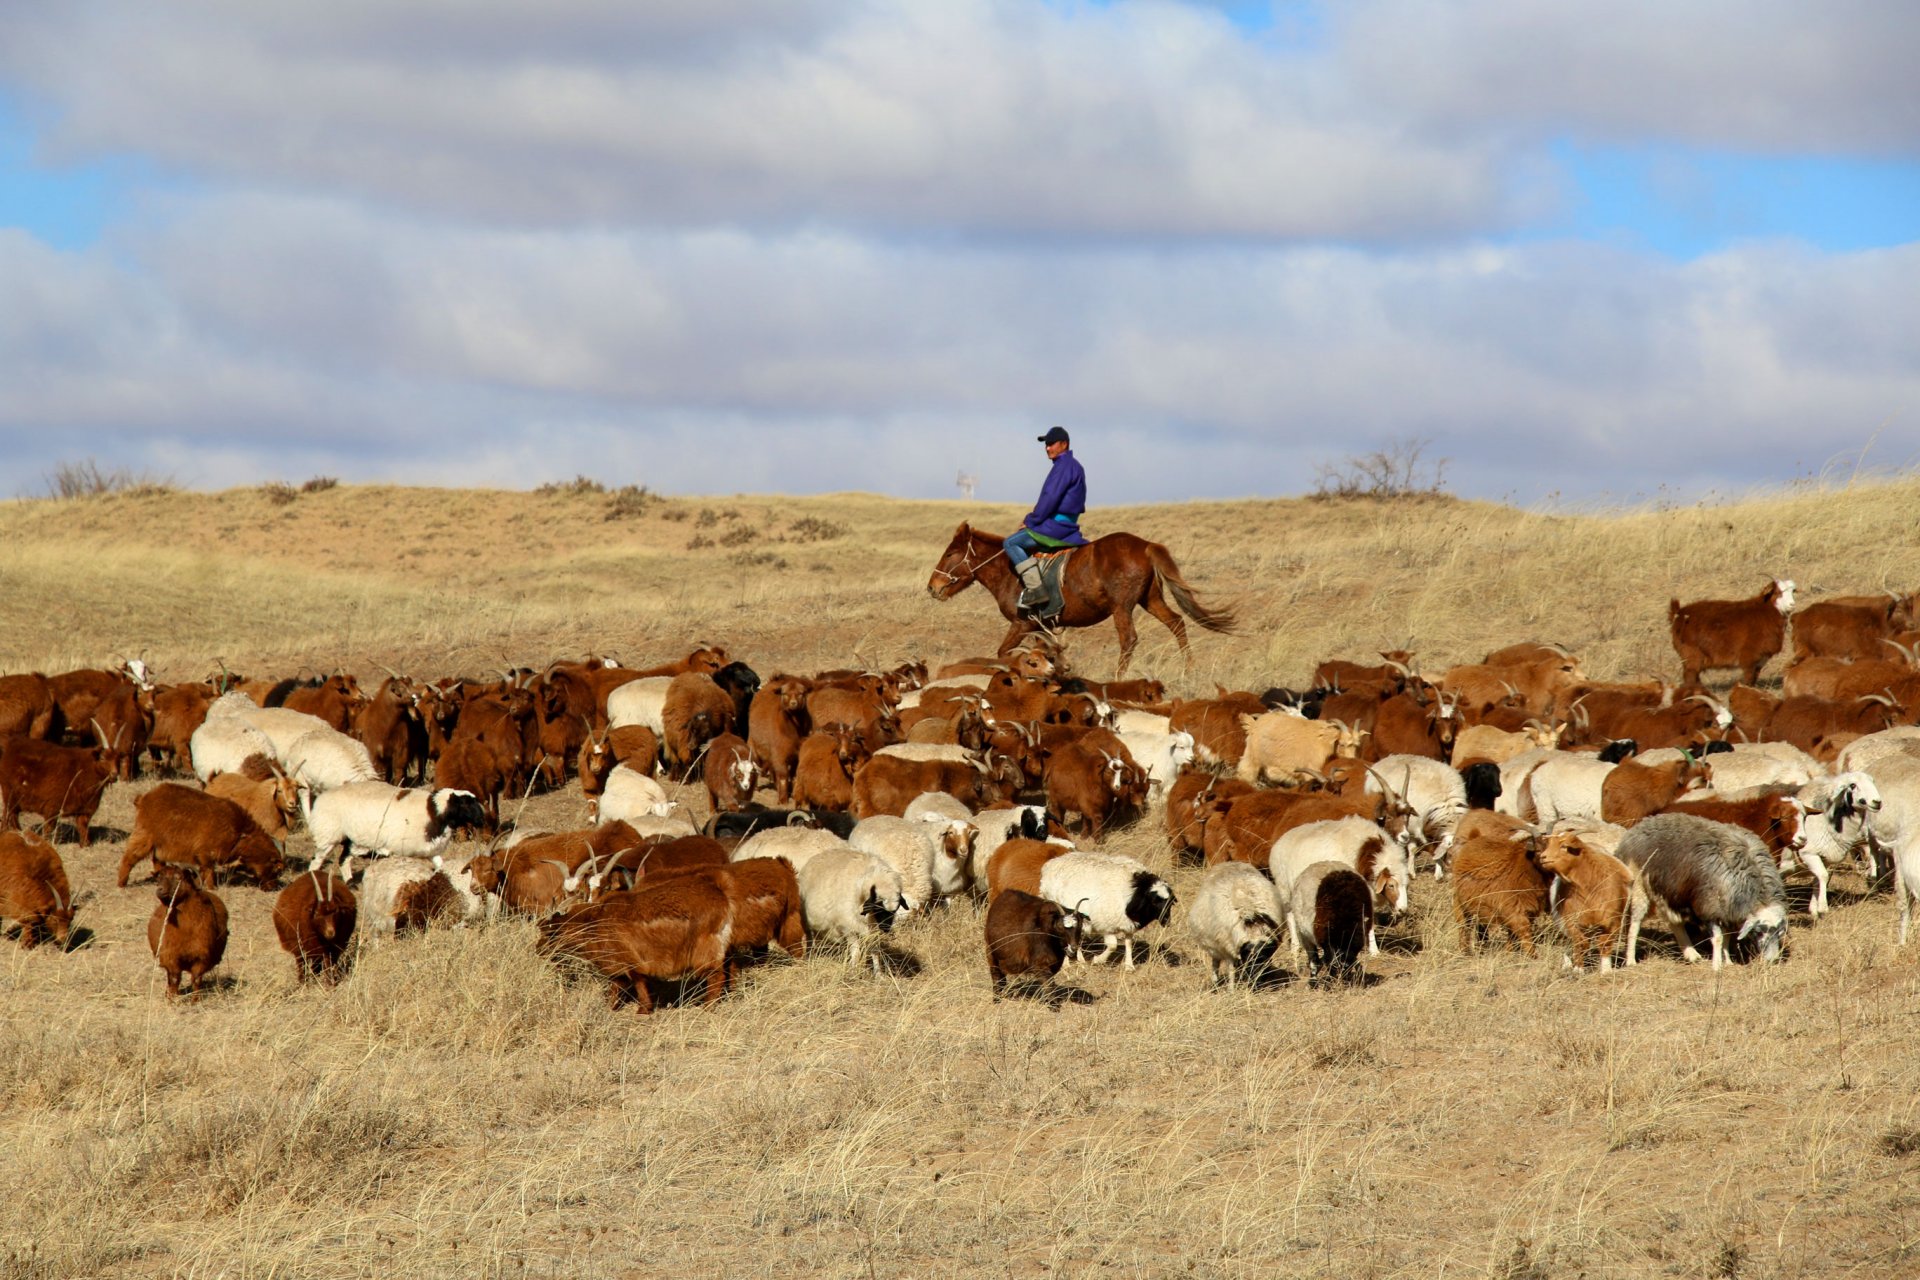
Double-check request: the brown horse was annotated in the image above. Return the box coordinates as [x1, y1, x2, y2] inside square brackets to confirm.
[926, 523, 1236, 675]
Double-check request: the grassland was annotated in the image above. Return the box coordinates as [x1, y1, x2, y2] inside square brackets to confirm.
[3, 474, 1920, 1279]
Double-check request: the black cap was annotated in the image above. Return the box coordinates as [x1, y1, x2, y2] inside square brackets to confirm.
[1037, 426, 1070, 446]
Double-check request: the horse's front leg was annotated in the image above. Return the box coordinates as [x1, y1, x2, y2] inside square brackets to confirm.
[998, 619, 1039, 657]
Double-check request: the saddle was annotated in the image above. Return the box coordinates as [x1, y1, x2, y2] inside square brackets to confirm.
[1020, 550, 1072, 621]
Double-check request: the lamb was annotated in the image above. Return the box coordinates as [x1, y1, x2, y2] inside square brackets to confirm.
[1286, 861, 1373, 983]
[849, 815, 975, 907]
[0, 829, 76, 949]
[1618, 813, 1789, 968]
[730, 825, 855, 875]
[1037, 851, 1174, 969]
[1265, 817, 1411, 953]
[794, 846, 911, 972]
[594, 764, 676, 828]
[302, 783, 489, 872]
[281, 727, 381, 793]
[148, 866, 230, 999]
[118, 783, 286, 889]
[984, 889, 1084, 999]
[1186, 861, 1284, 987]
[272, 870, 357, 984]
[1533, 829, 1632, 971]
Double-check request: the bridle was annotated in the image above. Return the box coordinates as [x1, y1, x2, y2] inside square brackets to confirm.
[930, 535, 1006, 588]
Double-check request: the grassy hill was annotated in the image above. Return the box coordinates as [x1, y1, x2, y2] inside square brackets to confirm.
[3, 473, 1920, 1278]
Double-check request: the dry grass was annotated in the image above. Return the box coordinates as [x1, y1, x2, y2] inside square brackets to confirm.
[3, 474, 1920, 1277]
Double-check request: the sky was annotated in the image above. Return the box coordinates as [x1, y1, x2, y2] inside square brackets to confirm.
[0, 0, 1915, 507]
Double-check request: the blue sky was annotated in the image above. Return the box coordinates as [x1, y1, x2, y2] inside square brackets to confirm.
[0, 0, 1913, 503]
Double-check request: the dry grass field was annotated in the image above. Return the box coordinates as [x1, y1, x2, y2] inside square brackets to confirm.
[4, 473, 1920, 1279]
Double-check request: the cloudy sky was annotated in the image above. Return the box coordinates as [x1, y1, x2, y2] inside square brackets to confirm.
[0, 0, 1914, 506]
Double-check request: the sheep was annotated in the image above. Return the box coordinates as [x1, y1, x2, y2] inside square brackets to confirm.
[357, 854, 491, 934]
[984, 889, 1085, 999]
[1037, 851, 1174, 969]
[118, 783, 286, 889]
[190, 700, 277, 782]
[281, 726, 381, 793]
[1857, 758, 1920, 942]
[1266, 817, 1411, 953]
[273, 870, 357, 984]
[965, 805, 1053, 888]
[1450, 827, 1549, 957]
[1618, 813, 1789, 968]
[604, 675, 674, 734]
[148, 866, 229, 999]
[0, 829, 76, 949]
[302, 783, 489, 872]
[903, 791, 973, 824]
[795, 847, 911, 972]
[1520, 752, 1616, 826]
[1533, 829, 1631, 971]
[987, 837, 1074, 903]
[1675, 742, 1819, 798]
[1670, 578, 1795, 688]
[594, 764, 675, 828]
[1287, 861, 1373, 983]
[730, 825, 854, 875]
[849, 815, 975, 907]
[1186, 861, 1284, 987]
[227, 699, 336, 760]
[1836, 727, 1920, 775]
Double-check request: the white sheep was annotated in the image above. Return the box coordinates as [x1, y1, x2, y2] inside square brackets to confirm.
[874, 743, 975, 765]
[1266, 816, 1410, 954]
[1636, 743, 1816, 798]
[356, 854, 492, 934]
[731, 825, 853, 874]
[1037, 850, 1174, 969]
[625, 810, 699, 841]
[1520, 752, 1615, 826]
[302, 782, 488, 872]
[594, 764, 675, 827]
[1365, 754, 1467, 876]
[1115, 729, 1195, 796]
[281, 727, 379, 793]
[231, 702, 334, 759]
[1111, 709, 1173, 736]
[605, 676, 674, 733]
[903, 792, 973, 823]
[189, 700, 276, 782]
[849, 815, 975, 906]
[1185, 861, 1284, 987]
[966, 805, 1059, 888]
[795, 846, 911, 972]
[1837, 727, 1920, 775]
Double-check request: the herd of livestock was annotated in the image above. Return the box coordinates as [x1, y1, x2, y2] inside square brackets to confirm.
[5, 573, 1920, 1008]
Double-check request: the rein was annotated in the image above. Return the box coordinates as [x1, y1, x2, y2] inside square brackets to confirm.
[931, 536, 1008, 587]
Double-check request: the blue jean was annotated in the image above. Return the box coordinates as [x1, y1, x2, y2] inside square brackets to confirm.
[1004, 528, 1045, 566]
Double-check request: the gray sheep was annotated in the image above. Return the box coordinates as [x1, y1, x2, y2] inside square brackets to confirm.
[1618, 813, 1788, 970]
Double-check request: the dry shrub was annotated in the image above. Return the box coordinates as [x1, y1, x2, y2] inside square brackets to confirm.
[299, 475, 339, 494]
[41, 458, 174, 500]
[261, 481, 299, 507]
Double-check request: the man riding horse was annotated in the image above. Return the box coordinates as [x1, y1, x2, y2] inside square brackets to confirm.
[1007, 426, 1088, 615]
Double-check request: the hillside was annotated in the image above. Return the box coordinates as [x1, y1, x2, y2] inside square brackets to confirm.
[3, 473, 1920, 1278]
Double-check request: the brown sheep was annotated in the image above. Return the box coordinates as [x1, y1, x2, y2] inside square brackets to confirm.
[0, 736, 117, 847]
[148, 866, 229, 999]
[273, 871, 358, 984]
[1451, 830, 1549, 957]
[662, 672, 738, 774]
[118, 783, 285, 889]
[0, 829, 76, 949]
[985, 888, 1082, 998]
[702, 733, 760, 815]
[986, 838, 1072, 903]
[1534, 830, 1631, 971]
[748, 675, 812, 804]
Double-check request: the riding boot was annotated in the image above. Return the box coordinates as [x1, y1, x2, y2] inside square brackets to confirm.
[1014, 557, 1049, 613]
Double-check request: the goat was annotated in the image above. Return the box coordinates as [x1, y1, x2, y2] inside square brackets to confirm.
[273, 871, 357, 983]
[147, 866, 229, 999]
[1670, 579, 1795, 688]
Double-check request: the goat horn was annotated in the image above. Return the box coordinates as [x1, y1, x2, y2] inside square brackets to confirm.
[1860, 693, 1899, 707]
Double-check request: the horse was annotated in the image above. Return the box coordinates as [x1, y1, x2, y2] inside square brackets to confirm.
[926, 523, 1236, 675]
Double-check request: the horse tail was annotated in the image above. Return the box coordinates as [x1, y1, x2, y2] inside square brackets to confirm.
[1144, 542, 1238, 635]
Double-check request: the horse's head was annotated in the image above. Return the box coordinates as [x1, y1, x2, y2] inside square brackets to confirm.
[928, 522, 986, 600]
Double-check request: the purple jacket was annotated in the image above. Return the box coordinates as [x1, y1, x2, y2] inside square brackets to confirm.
[1023, 449, 1088, 545]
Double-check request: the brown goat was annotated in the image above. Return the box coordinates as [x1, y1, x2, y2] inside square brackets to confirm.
[148, 866, 229, 999]
[0, 829, 76, 949]
[1534, 830, 1631, 971]
[662, 673, 737, 775]
[537, 874, 735, 1011]
[594, 835, 732, 895]
[1791, 596, 1915, 663]
[0, 736, 118, 847]
[206, 765, 300, 842]
[1451, 830, 1549, 956]
[1169, 692, 1268, 766]
[1670, 579, 1793, 688]
[748, 676, 812, 804]
[0, 673, 61, 740]
[119, 783, 285, 889]
[986, 838, 1072, 903]
[146, 681, 216, 775]
[852, 753, 1014, 820]
[273, 871, 358, 984]
[793, 726, 870, 813]
[392, 872, 461, 935]
[1166, 773, 1255, 860]
[354, 676, 427, 784]
[985, 888, 1081, 997]
[280, 673, 365, 733]
[702, 733, 760, 815]
[1042, 739, 1143, 840]
[1599, 755, 1713, 825]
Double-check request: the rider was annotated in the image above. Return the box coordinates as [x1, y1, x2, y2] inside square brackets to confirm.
[1006, 426, 1088, 613]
